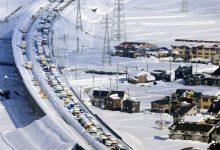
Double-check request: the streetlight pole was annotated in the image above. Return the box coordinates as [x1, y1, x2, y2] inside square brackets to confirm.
[4, 75, 9, 91]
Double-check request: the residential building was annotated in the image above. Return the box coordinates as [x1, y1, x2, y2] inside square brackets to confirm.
[171, 45, 191, 59]
[151, 70, 175, 82]
[104, 94, 122, 111]
[151, 97, 171, 113]
[211, 67, 220, 86]
[169, 122, 215, 143]
[212, 54, 220, 66]
[175, 66, 193, 80]
[207, 100, 220, 116]
[184, 74, 213, 86]
[92, 90, 127, 106]
[171, 44, 220, 60]
[122, 97, 140, 113]
[200, 95, 217, 110]
[128, 70, 155, 84]
[212, 126, 220, 143]
[173, 103, 197, 122]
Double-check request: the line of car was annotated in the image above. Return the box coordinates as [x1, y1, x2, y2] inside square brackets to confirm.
[21, 1, 127, 149]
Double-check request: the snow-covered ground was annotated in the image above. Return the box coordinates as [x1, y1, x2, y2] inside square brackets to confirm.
[52, 0, 220, 149]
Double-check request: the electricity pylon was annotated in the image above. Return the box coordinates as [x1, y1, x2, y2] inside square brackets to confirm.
[102, 14, 112, 66]
[111, 0, 127, 42]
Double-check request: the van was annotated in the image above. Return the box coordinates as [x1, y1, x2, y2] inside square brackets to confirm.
[55, 85, 62, 93]
[59, 91, 67, 98]
[89, 126, 97, 135]
[73, 107, 80, 115]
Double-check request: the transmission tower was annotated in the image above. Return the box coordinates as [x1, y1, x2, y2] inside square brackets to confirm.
[76, 0, 83, 31]
[111, 0, 127, 42]
[181, 0, 189, 13]
[102, 14, 112, 66]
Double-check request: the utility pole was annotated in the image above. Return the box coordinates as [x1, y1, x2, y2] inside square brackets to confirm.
[111, 0, 127, 42]
[102, 13, 112, 66]
[181, 0, 189, 13]
[76, 0, 83, 31]
[76, 37, 79, 53]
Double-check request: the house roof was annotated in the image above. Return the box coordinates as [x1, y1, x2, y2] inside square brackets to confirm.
[174, 103, 196, 117]
[109, 94, 121, 100]
[124, 97, 140, 103]
[171, 122, 214, 132]
[93, 90, 125, 98]
[215, 126, 220, 134]
[151, 99, 169, 105]
[207, 100, 220, 114]
[128, 70, 150, 77]
[175, 66, 192, 72]
[212, 67, 220, 76]
[175, 89, 191, 97]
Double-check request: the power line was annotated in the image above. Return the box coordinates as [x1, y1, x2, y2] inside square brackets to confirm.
[111, 0, 127, 42]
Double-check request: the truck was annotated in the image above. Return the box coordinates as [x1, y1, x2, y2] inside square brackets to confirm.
[21, 40, 26, 49]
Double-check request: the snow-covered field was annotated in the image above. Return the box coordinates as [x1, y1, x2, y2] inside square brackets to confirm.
[52, 0, 220, 149]
[1, 0, 220, 149]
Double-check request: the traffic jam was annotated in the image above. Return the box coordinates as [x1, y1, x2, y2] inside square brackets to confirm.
[20, 1, 127, 149]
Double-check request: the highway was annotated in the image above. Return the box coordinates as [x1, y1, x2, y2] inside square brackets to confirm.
[12, 0, 131, 149]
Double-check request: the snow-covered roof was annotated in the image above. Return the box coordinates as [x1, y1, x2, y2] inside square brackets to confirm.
[109, 94, 121, 100]
[128, 70, 151, 77]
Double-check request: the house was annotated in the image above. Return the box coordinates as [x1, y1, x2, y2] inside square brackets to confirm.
[175, 65, 193, 80]
[184, 74, 213, 86]
[104, 94, 122, 111]
[211, 67, 220, 86]
[122, 97, 140, 113]
[171, 45, 191, 60]
[171, 89, 202, 107]
[207, 100, 220, 116]
[129, 50, 144, 58]
[151, 97, 171, 113]
[114, 42, 157, 58]
[114, 50, 124, 57]
[173, 103, 197, 122]
[92, 90, 127, 106]
[212, 126, 220, 143]
[151, 70, 175, 82]
[208, 143, 220, 150]
[128, 70, 155, 84]
[169, 122, 215, 143]
[212, 54, 220, 66]
[172, 89, 195, 100]
[171, 44, 220, 60]
[200, 95, 217, 110]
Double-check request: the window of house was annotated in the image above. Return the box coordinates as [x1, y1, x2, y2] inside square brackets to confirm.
[204, 105, 209, 109]
[203, 97, 208, 102]
[205, 53, 209, 55]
